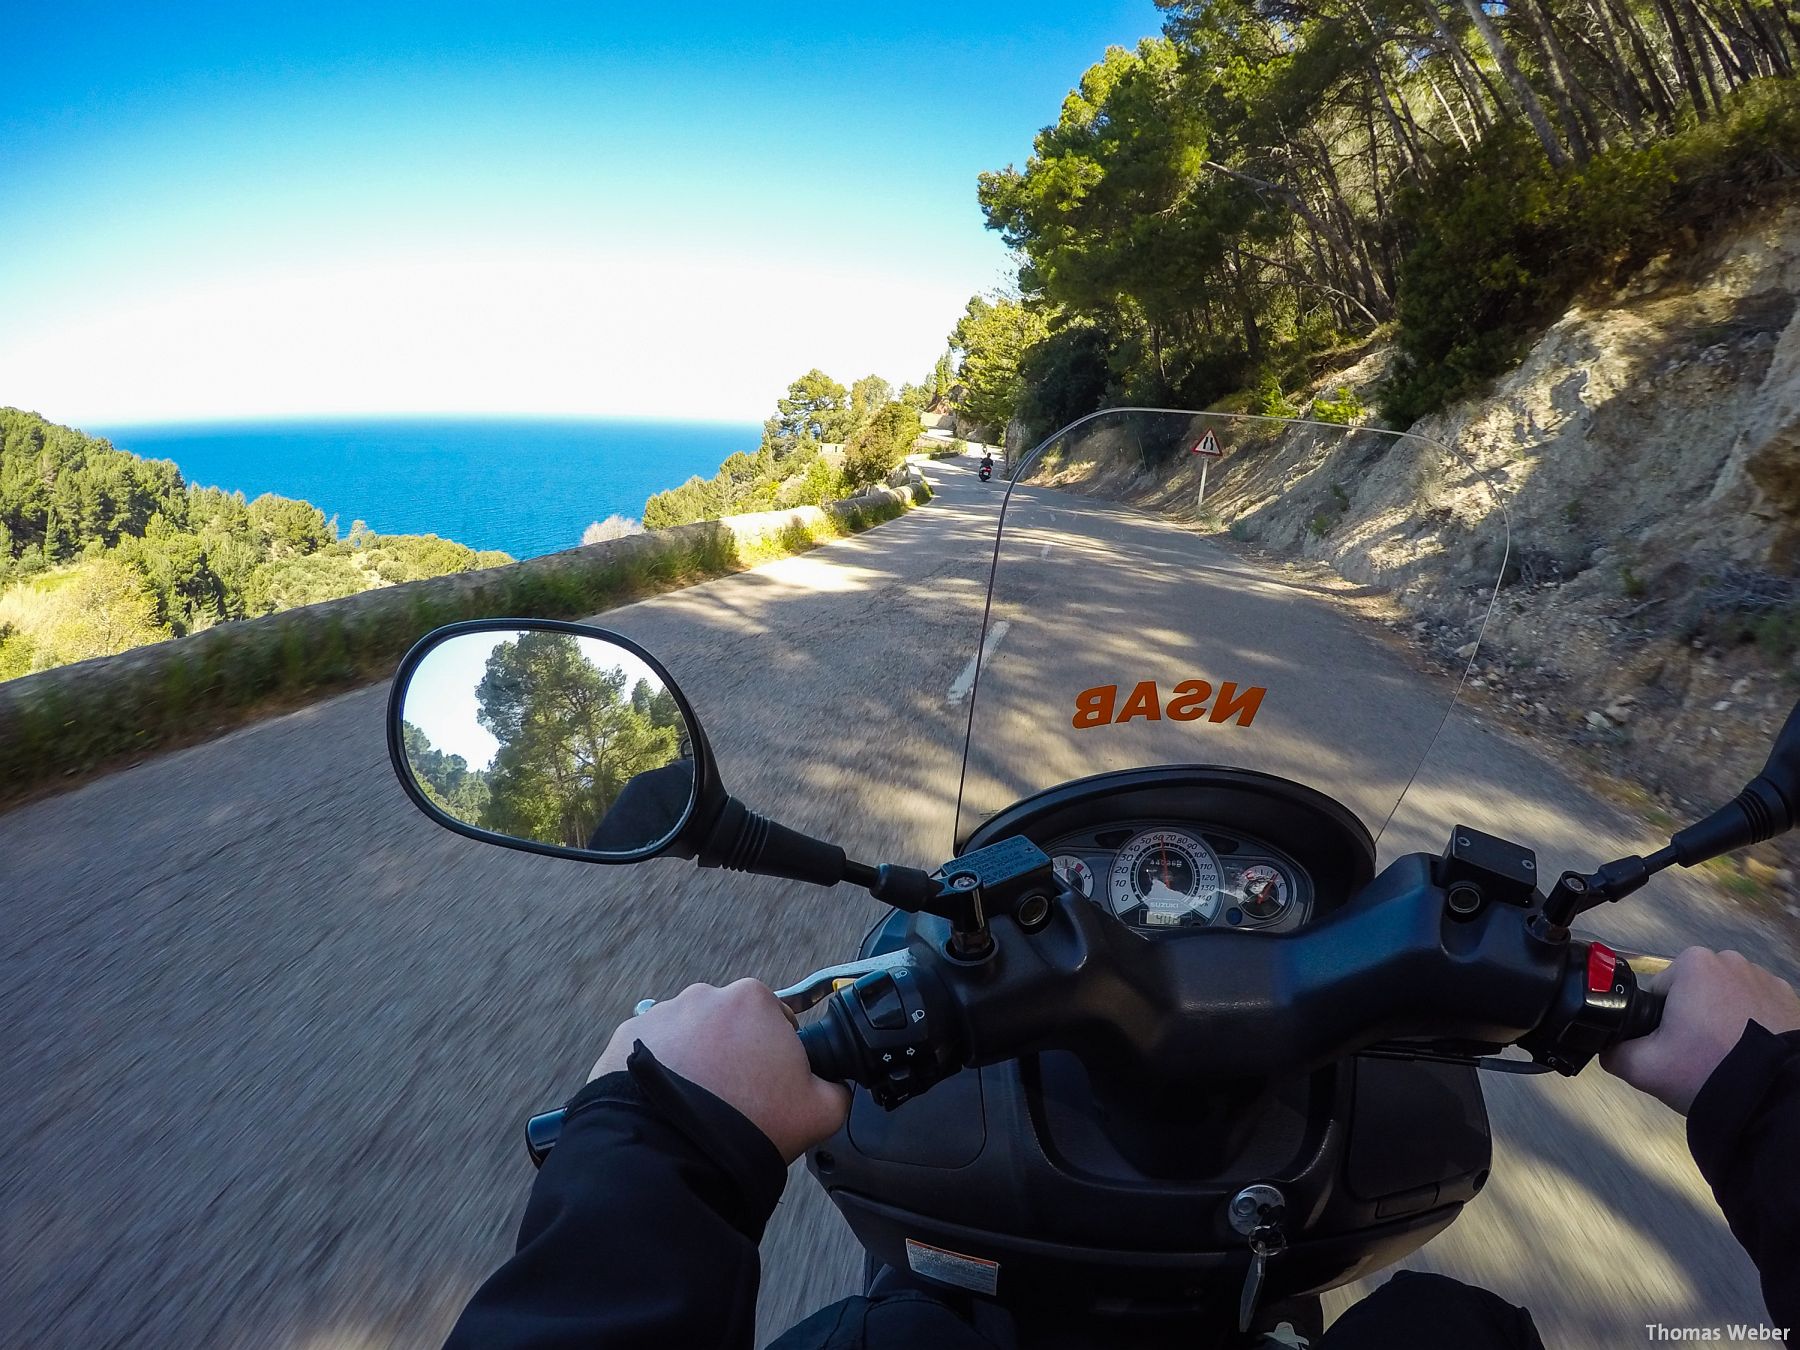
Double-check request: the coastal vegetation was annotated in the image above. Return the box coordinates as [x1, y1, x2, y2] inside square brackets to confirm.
[937, 1, 1800, 442]
[0, 408, 512, 677]
[642, 368, 939, 528]
[0, 477, 928, 808]
[581, 514, 643, 545]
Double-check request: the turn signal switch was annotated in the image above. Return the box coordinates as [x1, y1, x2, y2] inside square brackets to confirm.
[798, 964, 960, 1109]
[1518, 941, 1664, 1075]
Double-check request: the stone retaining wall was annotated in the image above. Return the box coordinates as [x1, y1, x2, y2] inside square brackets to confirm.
[0, 482, 928, 806]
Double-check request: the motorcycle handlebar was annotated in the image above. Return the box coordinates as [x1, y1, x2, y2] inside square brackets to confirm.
[1611, 976, 1667, 1044]
[794, 967, 962, 1107]
[524, 1018, 857, 1169]
[798, 1013, 861, 1082]
[533, 873, 1680, 1165]
[824, 859, 1676, 1090]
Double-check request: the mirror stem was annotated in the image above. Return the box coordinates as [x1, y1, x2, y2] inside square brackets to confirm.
[1543, 698, 1800, 930]
[697, 797, 866, 889]
[1668, 698, 1800, 868]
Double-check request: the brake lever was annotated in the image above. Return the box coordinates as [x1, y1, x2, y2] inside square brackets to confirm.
[772, 950, 914, 1015]
[1358, 1042, 1553, 1074]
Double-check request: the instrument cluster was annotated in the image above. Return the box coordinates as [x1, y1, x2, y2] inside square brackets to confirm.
[1046, 820, 1311, 933]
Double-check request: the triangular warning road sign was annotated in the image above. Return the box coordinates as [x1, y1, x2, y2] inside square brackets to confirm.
[1192, 428, 1224, 457]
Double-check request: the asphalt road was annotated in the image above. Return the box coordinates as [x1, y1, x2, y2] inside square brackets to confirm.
[2, 456, 1794, 1348]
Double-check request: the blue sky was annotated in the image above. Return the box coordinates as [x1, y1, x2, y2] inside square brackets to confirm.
[2, 2, 1162, 425]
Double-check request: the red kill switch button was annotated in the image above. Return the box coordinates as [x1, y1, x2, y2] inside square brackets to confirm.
[1587, 943, 1618, 993]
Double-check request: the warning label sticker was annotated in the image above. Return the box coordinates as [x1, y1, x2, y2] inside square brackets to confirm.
[904, 1238, 1000, 1296]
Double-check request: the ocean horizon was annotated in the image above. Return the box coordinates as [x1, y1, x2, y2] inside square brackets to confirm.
[95, 415, 761, 560]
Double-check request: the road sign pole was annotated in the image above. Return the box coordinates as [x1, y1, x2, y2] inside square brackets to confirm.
[1197, 459, 1209, 511]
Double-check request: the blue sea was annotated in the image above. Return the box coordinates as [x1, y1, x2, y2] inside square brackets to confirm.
[95, 417, 760, 560]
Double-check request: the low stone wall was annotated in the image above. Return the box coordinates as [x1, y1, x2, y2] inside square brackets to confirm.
[0, 481, 929, 807]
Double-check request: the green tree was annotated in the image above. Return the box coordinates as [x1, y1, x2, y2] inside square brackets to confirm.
[849, 375, 894, 427]
[842, 403, 920, 488]
[402, 721, 491, 820]
[34, 558, 169, 664]
[630, 677, 683, 730]
[972, 0, 1800, 428]
[643, 474, 726, 528]
[244, 553, 372, 613]
[248, 494, 335, 557]
[475, 633, 681, 848]
[186, 485, 252, 537]
[773, 451, 842, 509]
[948, 296, 1051, 437]
[775, 370, 851, 445]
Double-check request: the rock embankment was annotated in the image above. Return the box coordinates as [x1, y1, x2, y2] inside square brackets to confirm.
[1035, 204, 1800, 897]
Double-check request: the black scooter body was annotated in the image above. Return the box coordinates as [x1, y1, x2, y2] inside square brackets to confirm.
[806, 771, 1494, 1333]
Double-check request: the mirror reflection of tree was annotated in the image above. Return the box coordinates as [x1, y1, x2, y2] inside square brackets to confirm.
[475, 633, 683, 848]
[402, 721, 491, 822]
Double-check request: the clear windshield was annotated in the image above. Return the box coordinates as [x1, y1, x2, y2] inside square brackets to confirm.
[954, 410, 1508, 846]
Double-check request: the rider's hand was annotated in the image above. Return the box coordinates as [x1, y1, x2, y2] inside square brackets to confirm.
[1602, 947, 1800, 1114]
[588, 978, 850, 1163]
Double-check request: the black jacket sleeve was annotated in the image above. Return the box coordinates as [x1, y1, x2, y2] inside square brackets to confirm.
[444, 1041, 789, 1350]
[1686, 1020, 1800, 1334]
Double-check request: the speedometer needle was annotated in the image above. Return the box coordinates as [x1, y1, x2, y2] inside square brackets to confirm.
[1160, 844, 1170, 887]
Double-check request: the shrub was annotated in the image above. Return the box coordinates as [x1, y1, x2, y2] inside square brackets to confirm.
[1382, 80, 1800, 422]
[581, 514, 643, 546]
[1752, 604, 1800, 661]
[1250, 372, 1301, 419]
[1311, 386, 1367, 425]
[0, 482, 933, 806]
[841, 403, 919, 488]
[773, 453, 841, 509]
[246, 553, 371, 613]
[31, 558, 169, 664]
[0, 627, 36, 679]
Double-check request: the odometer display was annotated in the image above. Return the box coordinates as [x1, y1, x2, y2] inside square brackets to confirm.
[1108, 829, 1223, 927]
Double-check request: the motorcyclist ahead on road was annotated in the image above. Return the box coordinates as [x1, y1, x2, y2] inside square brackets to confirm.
[443, 947, 1800, 1349]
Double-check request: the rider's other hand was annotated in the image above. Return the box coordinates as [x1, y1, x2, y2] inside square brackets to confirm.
[588, 979, 851, 1162]
[1602, 947, 1800, 1115]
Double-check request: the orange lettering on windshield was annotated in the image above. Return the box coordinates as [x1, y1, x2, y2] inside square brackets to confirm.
[1072, 684, 1118, 729]
[1166, 679, 1212, 721]
[1210, 682, 1265, 726]
[1117, 681, 1161, 722]
[1072, 678, 1265, 729]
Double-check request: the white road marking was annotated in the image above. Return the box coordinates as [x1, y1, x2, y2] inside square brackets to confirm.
[947, 620, 1010, 705]
[1040, 540, 1052, 559]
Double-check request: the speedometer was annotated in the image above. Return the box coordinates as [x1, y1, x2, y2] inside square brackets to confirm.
[1108, 828, 1224, 928]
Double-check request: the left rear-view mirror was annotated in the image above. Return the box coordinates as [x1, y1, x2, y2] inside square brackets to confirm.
[387, 620, 710, 863]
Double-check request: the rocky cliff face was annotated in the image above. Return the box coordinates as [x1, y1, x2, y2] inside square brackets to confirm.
[1281, 203, 1800, 883]
[1047, 202, 1800, 894]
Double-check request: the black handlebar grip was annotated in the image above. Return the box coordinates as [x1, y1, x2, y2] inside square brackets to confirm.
[798, 1005, 863, 1083]
[1613, 977, 1666, 1045]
